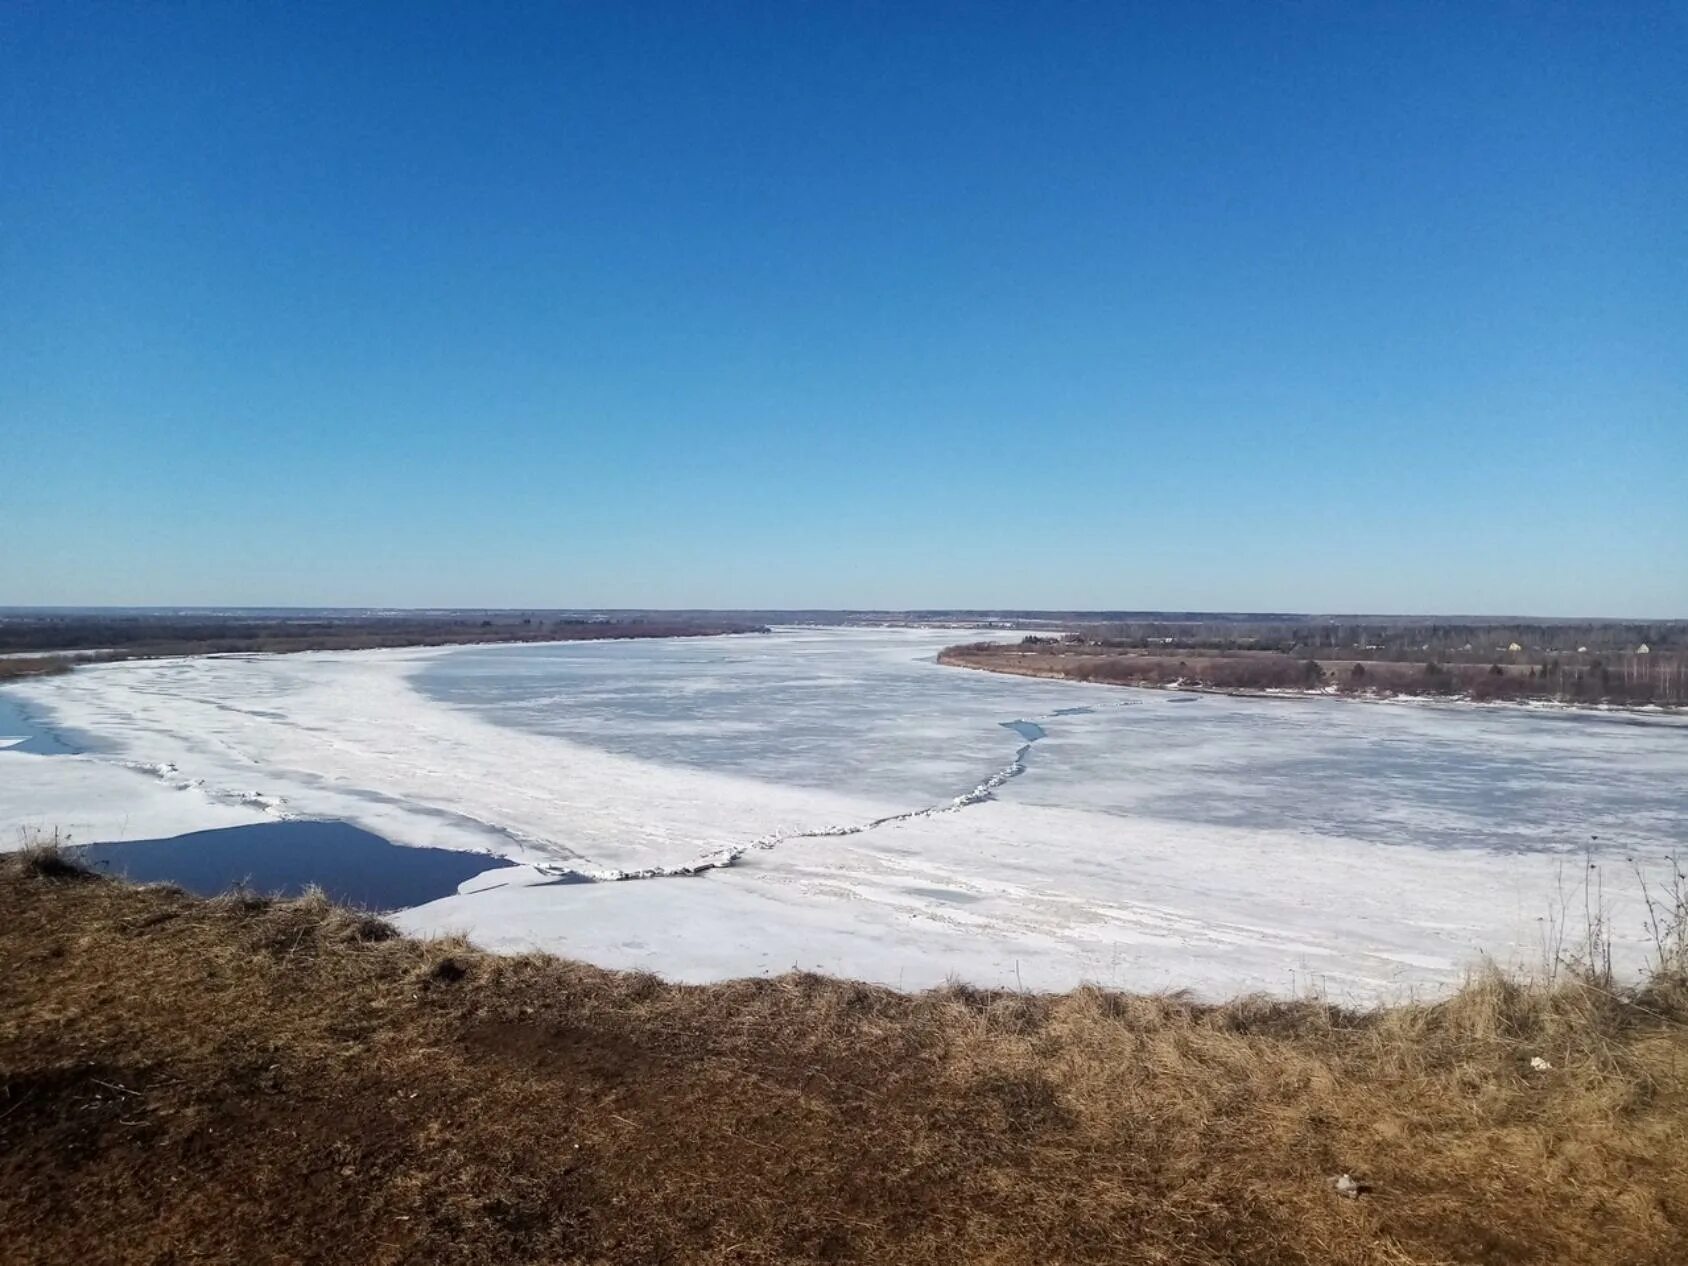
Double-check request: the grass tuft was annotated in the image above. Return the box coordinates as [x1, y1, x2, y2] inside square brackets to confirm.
[18, 840, 97, 883]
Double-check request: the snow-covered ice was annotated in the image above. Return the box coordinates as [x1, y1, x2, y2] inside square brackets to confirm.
[2, 627, 1684, 1002]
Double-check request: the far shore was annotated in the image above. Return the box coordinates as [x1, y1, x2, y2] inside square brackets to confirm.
[937, 643, 1686, 712]
[0, 615, 770, 683]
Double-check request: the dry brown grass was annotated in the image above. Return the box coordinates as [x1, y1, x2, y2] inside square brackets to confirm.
[3, 852, 1686, 1265]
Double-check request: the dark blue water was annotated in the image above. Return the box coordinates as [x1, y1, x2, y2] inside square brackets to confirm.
[0, 689, 81, 755]
[70, 820, 517, 910]
[999, 719, 1047, 743]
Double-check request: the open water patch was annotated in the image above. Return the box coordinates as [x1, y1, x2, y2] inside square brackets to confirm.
[0, 690, 81, 755]
[70, 820, 518, 911]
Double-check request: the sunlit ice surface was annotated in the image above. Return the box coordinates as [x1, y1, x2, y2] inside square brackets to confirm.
[4, 627, 1684, 1002]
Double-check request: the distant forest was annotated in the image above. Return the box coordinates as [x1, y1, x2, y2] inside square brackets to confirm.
[1056, 618, 1681, 656]
[0, 612, 767, 680]
[946, 617, 1688, 706]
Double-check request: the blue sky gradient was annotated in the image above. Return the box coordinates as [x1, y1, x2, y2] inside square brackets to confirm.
[3, 2, 1684, 614]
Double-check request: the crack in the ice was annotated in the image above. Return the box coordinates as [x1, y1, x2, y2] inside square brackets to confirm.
[532, 714, 1057, 886]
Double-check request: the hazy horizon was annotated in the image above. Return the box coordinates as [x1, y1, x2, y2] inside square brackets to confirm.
[3, 603, 1683, 624]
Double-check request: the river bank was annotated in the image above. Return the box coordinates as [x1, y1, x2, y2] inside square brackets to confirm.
[4, 848, 1686, 1266]
[937, 643, 1686, 712]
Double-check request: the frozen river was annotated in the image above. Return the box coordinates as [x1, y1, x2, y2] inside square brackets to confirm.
[3, 627, 1685, 1000]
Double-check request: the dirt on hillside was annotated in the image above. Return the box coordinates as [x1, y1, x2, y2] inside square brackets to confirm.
[2, 852, 1686, 1265]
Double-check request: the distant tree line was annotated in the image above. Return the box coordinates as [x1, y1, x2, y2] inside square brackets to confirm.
[1059, 619, 1681, 661]
[951, 631, 1688, 706]
[0, 614, 769, 662]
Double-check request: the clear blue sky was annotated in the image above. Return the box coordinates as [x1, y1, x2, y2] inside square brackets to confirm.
[3, 2, 1684, 615]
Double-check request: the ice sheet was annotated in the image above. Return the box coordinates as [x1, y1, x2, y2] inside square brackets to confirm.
[1, 645, 891, 868]
[3, 628, 1685, 1001]
[0, 749, 270, 846]
[396, 802, 1652, 1000]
